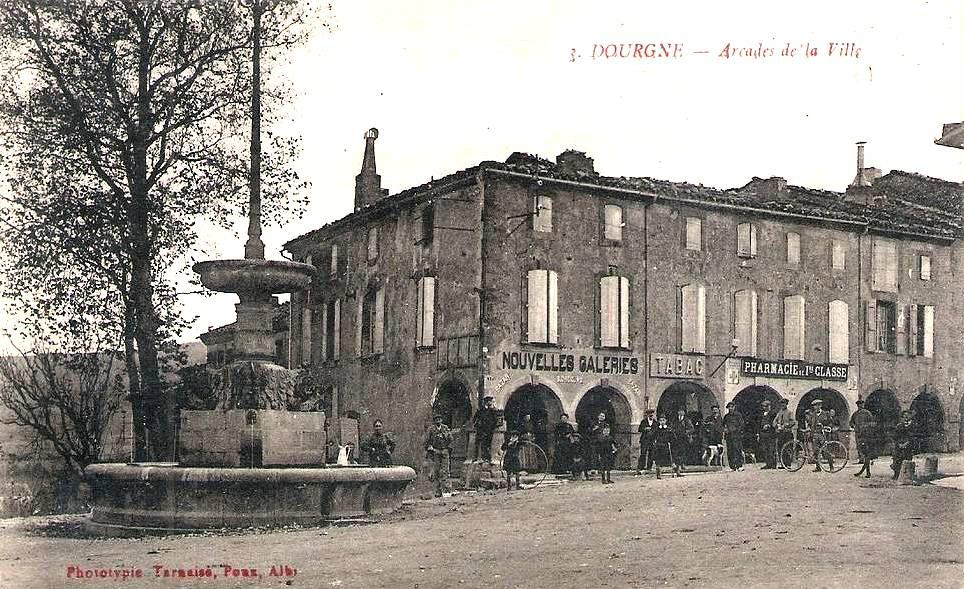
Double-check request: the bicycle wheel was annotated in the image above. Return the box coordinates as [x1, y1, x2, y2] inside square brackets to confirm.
[501, 440, 549, 487]
[780, 440, 806, 472]
[817, 441, 848, 473]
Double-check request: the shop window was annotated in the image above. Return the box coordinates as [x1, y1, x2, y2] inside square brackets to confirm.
[367, 226, 379, 262]
[685, 217, 702, 251]
[603, 204, 623, 241]
[920, 255, 931, 281]
[531, 194, 553, 233]
[523, 269, 559, 344]
[733, 289, 757, 356]
[828, 300, 849, 363]
[416, 276, 435, 348]
[831, 241, 846, 271]
[599, 275, 630, 348]
[321, 299, 340, 361]
[786, 232, 800, 266]
[360, 287, 385, 356]
[737, 222, 757, 258]
[680, 284, 705, 353]
[872, 238, 897, 292]
[783, 295, 806, 360]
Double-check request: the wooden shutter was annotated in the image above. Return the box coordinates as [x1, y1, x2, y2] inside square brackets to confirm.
[864, 299, 877, 352]
[922, 306, 934, 358]
[332, 298, 341, 359]
[619, 276, 630, 348]
[787, 232, 800, 265]
[750, 224, 758, 257]
[696, 285, 706, 353]
[604, 205, 622, 241]
[421, 278, 435, 347]
[908, 304, 918, 356]
[547, 270, 559, 344]
[330, 244, 339, 276]
[737, 223, 749, 256]
[896, 302, 906, 355]
[600, 276, 618, 347]
[320, 304, 328, 361]
[374, 287, 385, 353]
[521, 272, 528, 342]
[527, 270, 548, 343]
[784, 295, 804, 360]
[828, 300, 849, 363]
[355, 297, 364, 357]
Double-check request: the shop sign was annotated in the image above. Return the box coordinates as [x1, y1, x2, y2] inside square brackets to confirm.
[500, 350, 639, 375]
[740, 358, 848, 381]
[649, 353, 704, 379]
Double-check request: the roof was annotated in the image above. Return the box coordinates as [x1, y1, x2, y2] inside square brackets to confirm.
[285, 153, 964, 248]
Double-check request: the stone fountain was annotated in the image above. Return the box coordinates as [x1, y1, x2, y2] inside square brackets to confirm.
[85, 5, 414, 535]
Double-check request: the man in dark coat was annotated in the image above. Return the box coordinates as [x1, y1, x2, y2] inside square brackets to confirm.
[701, 405, 724, 466]
[425, 414, 453, 497]
[360, 419, 395, 466]
[807, 399, 835, 472]
[758, 400, 778, 469]
[552, 413, 576, 474]
[723, 402, 745, 471]
[891, 410, 915, 480]
[635, 408, 658, 474]
[473, 396, 500, 462]
[851, 399, 877, 478]
[671, 408, 695, 469]
[772, 398, 796, 469]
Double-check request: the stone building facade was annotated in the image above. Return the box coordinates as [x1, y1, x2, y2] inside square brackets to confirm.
[281, 131, 964, 469]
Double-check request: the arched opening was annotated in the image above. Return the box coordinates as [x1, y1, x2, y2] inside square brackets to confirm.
[504, 384, 565, 457]
[866, 389, 901, 455]
[657, 381, 719, 465]
[732, 385, 784, 458]
[911, 389, 945, 453]
[433, 380, 473, 467]
[575, 386, 634, 468]
[796, 388, 850, 448]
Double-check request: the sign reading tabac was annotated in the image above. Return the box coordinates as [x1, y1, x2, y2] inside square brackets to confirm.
[649, 353, 704, 379]
[740, 358, 849, 381]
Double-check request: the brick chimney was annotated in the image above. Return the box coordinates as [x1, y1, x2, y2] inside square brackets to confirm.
[846, 141, 882, 204]
[354, 128, 384, 211]
[555, 149, 596, 176]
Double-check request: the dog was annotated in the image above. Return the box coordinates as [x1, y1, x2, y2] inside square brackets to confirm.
[703, 444, 724, 467]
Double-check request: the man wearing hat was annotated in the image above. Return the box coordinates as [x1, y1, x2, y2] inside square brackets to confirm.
[635, 408, 658, 474]
[850, 399, 877, 478]
[758, 399, 778, 469]
[723, 402, 745, 471]
[425, 414, 453, 497]
[772, 398, 796, 469]
[807, 399, 834, 472]
[473, 396, 500, 463]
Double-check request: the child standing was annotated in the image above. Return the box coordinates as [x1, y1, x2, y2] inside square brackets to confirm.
[594, 424, 618, 484]
[653, 415, 681, 479]
[569, 432, 588, 480]
[501, 430, 523, 491]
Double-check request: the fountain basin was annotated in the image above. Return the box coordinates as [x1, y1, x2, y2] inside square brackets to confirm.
[193, 259, 314, 295]
[86, 463, 416, 536]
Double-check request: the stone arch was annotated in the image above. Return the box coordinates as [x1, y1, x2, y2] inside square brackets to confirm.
[732, 385, 784, 456]
[432, 378, 474, 467]
[656, 381, 719, 422]
[504, 383, 565, 455]
[796, 388, 850, 448]
[866, 389, 901, 455]
[911, 388, 945, 452]
[575, 385, 634, 468]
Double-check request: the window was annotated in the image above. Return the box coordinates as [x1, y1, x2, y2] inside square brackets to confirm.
[524, 269, 559, 344]
[871, 238, 897, 292]
[920, 255, 931, 281]
[360, 287, 385, 356]
[321, 299, 340, 361]
[733, 289, 757, 356]
[828, 300, 849, 363]
[301, 307, 312, 364]
[915, 305, 934, 357]
[603, 204, 623, 241]
[831, 241, 846, 271]
[599, 275, 630, 348]
[737, 222, 757, 258]
[685, 217, 702, 251]
[680, 284, 706, 353]
[786, 232, 800, 266]
[865, 300, 895, 354]
[416, 204, 434, 245]
[532, 194, 553, 233]
[416, 277, 435, 348]
[783, 295, 806, 360]
[367, 227, 378, 262]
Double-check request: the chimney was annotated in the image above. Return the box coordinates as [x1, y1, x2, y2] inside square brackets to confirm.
[761, 176, 787, 197]
[555, 149, 596, 176]
[354, 128, 383, 211]
[850, 141, 879, 188]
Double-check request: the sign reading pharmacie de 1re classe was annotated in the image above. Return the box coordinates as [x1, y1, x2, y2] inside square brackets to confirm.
[740, 357, 849, 381]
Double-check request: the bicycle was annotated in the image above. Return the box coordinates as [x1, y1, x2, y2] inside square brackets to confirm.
[500, 439, 549, 488]
[780, 427, 849, 473]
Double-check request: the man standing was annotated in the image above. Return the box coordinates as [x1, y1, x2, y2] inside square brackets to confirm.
[552, 413, 576, 473]
[807, 399, 834, 472]
[360, 419, 395, 467]
[891, 410, 915, 480]
[772, 398, 796, 469]
[701, 405, 724, 466]
[723, 402, 745, 471]
[635, 408, 658, 474]
[473, 396, 500, 463]
[671, 408, 695, 470]
[425, 414, 453, 497]
[758, 400, 778, 469]
[851, 399, 877, 478]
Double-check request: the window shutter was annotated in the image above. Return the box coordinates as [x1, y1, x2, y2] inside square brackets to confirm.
[600, 276, 617, 347]
[895, 302, 906, 355]
[784, 295, 804, 360]
[374, 287, 385, 353]
[320, 304, 328, 361]
[787, 232, 800, 265]
[737, 223, 749, 256]
[735, 290, 749, 354]
[907, 304, 918, 356]
[548, 270, 559, 344]
[828, 300, 849, 363]
[416, 278, 424, 347]
[619, 276, 631, 348]
[330, 244, 339, 276]
[750, 224, 758, 257]
[332, 299, 341, 360]
[922, 305, 934, 358]
[521, 272, 528, 342]
[604, 205, 622, 241]
[681, 285, 695, 352]
[594, 277, 602, 347]
[864, 299, 877, 352]
[749, 290, 758, 356]
[423, 278, 435, 347]
[527, 270, 548, 343]
[355, 297, 364, 357]
[696, 285, 706, 353]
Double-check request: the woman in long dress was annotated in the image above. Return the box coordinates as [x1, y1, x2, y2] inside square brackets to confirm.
[517, 414, 540, 472]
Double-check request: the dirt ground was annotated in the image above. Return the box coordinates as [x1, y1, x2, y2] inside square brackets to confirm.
[0, 456, 962, 589]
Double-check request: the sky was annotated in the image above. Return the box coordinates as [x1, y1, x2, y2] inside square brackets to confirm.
[3, 0, 963, 349]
